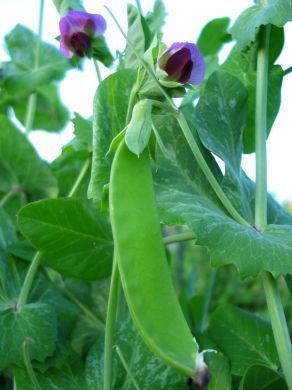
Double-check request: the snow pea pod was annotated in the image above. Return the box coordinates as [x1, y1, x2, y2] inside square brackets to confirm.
[109, 140, 197, 376]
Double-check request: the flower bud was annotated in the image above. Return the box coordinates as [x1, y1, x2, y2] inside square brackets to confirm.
[158, 42, 205, 85]
[59, 11, 106, 58]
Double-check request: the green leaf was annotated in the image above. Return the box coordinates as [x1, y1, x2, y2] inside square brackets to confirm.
[145, 0, 167, 37]
[0, 302, 57, 369]
[125, 4, 151, 69]
[221, 44, 283, 153]
[91, 36, 114, 68]
[197, 18, 231, 56]
[72, 113, 93, 152]
[205, 353, 231, 390]
[125, 100, 152, 156]
[5, 24, 69, 77]
[0, 61, 69, 103]
[52, 0, 85, 16]
[12, 83, 69, 132]
[153, 104, 292, 277]
[0, 208, 17, 249]
[231, 0, 292, 49]
[88, 69, 137, 201]
[239, 365, 287, 390]
[0, 115, 58, 199]
[194, 71, 252, 220]
[17, 198, 113, 280]
[207, 305, 279, 375]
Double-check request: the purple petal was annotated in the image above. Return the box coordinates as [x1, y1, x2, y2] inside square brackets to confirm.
[59, 16, 72, 36]
[164, 48, 191, 79]
[65, 11, 106, 36]
[60, 35, 72, 58]
[185, 43, 205, 85]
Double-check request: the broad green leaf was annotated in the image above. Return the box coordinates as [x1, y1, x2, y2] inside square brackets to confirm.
[13, 83, 69, 132]
[52, 0, 85, 16]
[0, 249, 21, 303]
[197, 17, 231, 56]
[207, 305, 278, 375]
[72, 113, 93, 152]
[153, 104, 292, 277]
[231, 0, 292, 49]
[0, 302, 57, 369]
[0, 61, 68, 103]
[193, 71, 252, 220]
[125, 99, 152, 156]
[91, 36, 114, 68]
[0, 115, 58, 199]
[88, 69, 137, 201]
[239, 365, 287, 390]
[0, 208, 17, 249]
[145, 0, 167, 37]
[7, 238, 35, 261]
[5, 24, 69, 78]
[221, 45, 283, 153]
[125, 4, 151, 69]
[205, 353, 231, 390]
[17, 198, 113, 280]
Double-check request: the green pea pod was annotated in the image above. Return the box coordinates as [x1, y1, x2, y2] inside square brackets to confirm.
[110, 140, 197, 377]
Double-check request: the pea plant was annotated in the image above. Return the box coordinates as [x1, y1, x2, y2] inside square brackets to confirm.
[0, 0, 291, 388]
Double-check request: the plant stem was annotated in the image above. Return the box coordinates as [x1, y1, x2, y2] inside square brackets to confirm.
[17, 252, 42, 308]
[198, 268, 216, 332]
[67, 157, 91, 197]
[17, 158, 91, 309]
[23, 338, 41, 390]
[0, 187, 24, 207]
[24, 0, 45, 134]
[135, 0, 143, 15]
[255, 24, 292, 389]
[94, 59, 102, 84]
[104, 256, 120, 390]
[114, 345, 141, 390]
[163, 231, 196, 245]
[284, 66, 292, 76]
[176, 113, 250, 226]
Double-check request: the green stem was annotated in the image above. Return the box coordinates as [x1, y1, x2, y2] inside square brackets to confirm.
[255, 25, 292, 389]
[17, 158, 91, 309]
[17, 252, 42, 308]
[163, 231, 196, 245]
[24, 0, 45, 134]
[23, 338, 41, 390]
[68, 157, 91, 197]
[94, 59, 102, 84]
[135, 0, 143, 15]
[198, 268, 216, 332]
[114, 345, 141, 390]
[284, 66, 292, 76]
[104, 257, 120, 390]
[176, 113, 250, 226]
[0, 187, 24, 207]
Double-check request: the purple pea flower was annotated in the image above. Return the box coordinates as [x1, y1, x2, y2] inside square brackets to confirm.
[59, 10, 106, 58]
[158, 42, 205, 85]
